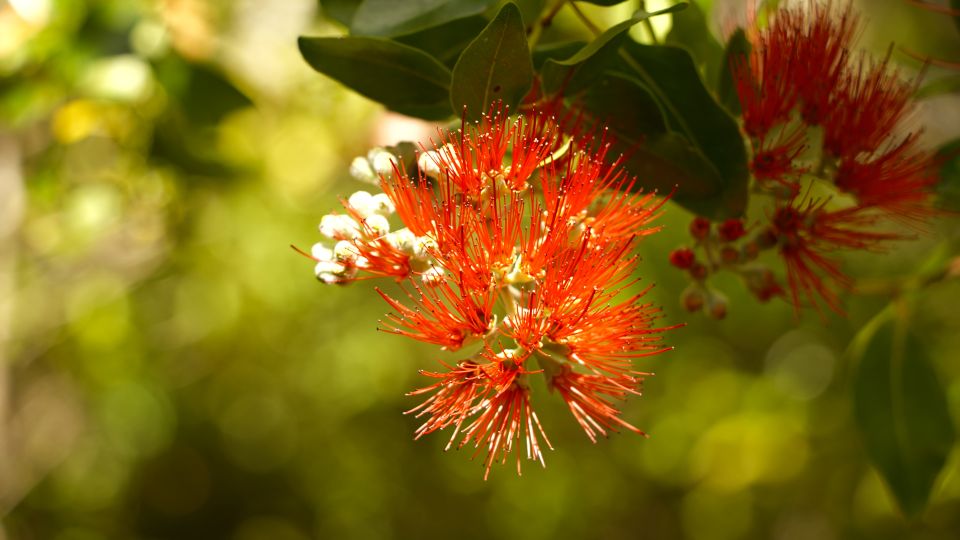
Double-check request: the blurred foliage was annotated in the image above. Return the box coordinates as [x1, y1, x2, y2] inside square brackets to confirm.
[0, 1, 959, 539]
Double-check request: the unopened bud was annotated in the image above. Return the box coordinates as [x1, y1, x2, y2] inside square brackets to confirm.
[705, 290, 728, 320]
[718, 218, 746, 242]
[362, 214, 390, 237]
[333, 240, 361, 263]
[319, 214, 360, 239]
[741, 241, 760, 261]
[370, 193, 395, 215]
[311, 242, 333, 261]
[349, 156, 378, 184]
[420, 265, 446, 285]
[681, 284, 706, 312]
[690, 217, 711, 240]
[689, 262, 709, 281]
[368, 148, 398, 179]
[669, 247, 696, 269]
[720, 246, 740, 265]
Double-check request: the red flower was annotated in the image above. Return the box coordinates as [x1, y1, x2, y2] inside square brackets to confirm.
[822, 51, 916, 159]
[835, 135, 940, 224]
[770, 200, 901, 314]
[669, 247, 696, 269]
[321, 107, 676, 476]
[750, 126, 807, 189]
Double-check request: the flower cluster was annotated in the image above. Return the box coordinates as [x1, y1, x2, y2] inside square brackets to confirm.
[306, 109, 675, 478]
[674, 0, 940, 316]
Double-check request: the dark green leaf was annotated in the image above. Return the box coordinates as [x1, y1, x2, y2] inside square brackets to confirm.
[540, 4, 687, 94]
[617, 42, 749, 218]
[936, 138, 960, 211]
[394, 15, 488, 66]
[853, 319, 955, 518]
[717, 28, 750, 115]
[298, 36, 452, 120]
[450, 3, 533, 122]
[532, 41, 586, 70]
[350, 0, 496, 37]
[319, 0, 362, 27]
[583, 73, 728, 215]
[665, 1, 724, 86]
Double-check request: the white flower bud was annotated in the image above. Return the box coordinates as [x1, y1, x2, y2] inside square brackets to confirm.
[333, 240, 361, 263]
[386, 228, 417, 252]
[311, 243, 333, 261]
[319, 214, 360, 239]
[347, 190, 380, 218]
[370, 193, 395, 216]
[362, 214, 390, 237]
[368, 148, 398, 179]
[349, 156, 378, 184]
[315, 260, 346, 281]
[418, 150, 443, 178]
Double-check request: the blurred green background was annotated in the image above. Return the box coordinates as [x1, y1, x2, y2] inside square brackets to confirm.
[1, 0, 960, 539]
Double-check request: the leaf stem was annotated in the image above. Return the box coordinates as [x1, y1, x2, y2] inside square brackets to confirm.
[638, 0, 659, 44]
[568, 1, 602, 37]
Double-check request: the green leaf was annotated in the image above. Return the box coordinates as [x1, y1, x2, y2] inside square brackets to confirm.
[450, 3, 533, 122]
[583, 73, 728, 215]
[853, 318, 955, 518]
[617, 42, 749, 218]
[540, 3, 688, 94]
[298, 36, 452, 120]
[665, 1, 724, 86]
[936, 138, 960, 211]
[717, 28, 750, 115]
[394, 15, 488, 66]
[350, 0, 497, 37]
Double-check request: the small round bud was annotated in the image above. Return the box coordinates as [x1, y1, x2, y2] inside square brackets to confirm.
[669, 247, 696, 269]
[362, 214, 390, 237]
[718, 218, 746, 242]
[741, 241, 760, 261]
[386, 228, 417, 253]
[368, 148, 398, 179]
[705, 290, 728, 320]
[418, 150, 443, 178]
[315, 260, 350, 283]
[720, 246, 740, 265]
[319, 214, 360, 239]
[689, 262, 709, 281]
[690, 217, 711, 240]
[681, 285, 706, 312]
[333, 240, 361, 263]
[347, 190, 375, 216]
[370, 193, 396, 216]
[311, 242, 333, 261]
[349, 156, 378, 184]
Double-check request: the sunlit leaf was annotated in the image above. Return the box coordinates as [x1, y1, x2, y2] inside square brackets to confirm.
[532, 41, 586, 69]
[450, 2, 533, 122]
[298, 36, 452, 120]
[350, 0, 497, 37]
[319, 0, 362, 27]
[853, 318, 955, 518]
